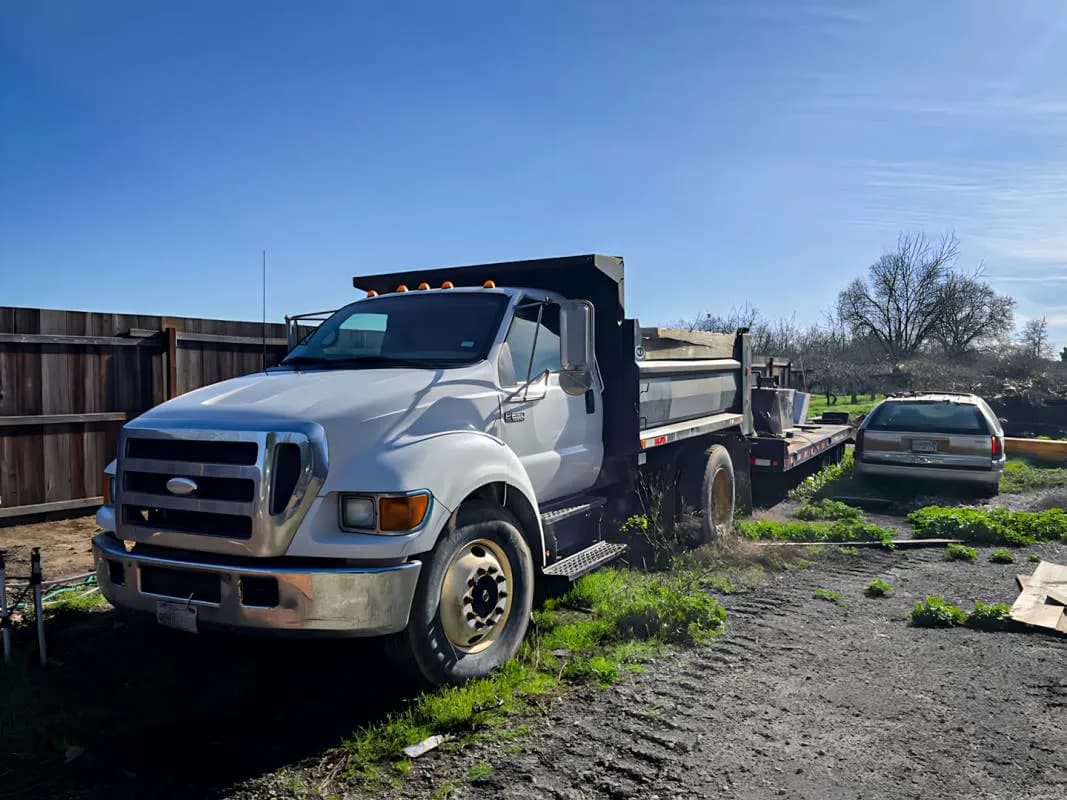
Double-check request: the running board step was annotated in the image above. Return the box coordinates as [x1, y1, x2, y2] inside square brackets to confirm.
[540, 496, 607, 527]
[542, 541, 627, 581]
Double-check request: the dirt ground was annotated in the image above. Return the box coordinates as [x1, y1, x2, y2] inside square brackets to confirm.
[8, 511, 1067, 800]
[219, 541, 1066, 800]
[0, 515, 99, 579]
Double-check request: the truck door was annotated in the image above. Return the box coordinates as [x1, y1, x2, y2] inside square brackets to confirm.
[496, 299, 604, 503]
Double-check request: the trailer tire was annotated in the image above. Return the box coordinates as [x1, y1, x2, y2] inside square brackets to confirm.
[700, 445, 736, 541]
[397, 501, 535, 687]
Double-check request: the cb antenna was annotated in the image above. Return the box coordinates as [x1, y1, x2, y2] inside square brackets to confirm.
[261, 249, 267, 372]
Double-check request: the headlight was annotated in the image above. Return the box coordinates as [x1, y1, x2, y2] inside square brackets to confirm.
[338, 492, 432, 533]
[340, 495, 376, 530]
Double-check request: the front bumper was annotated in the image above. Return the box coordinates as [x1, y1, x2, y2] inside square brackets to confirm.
[92, 533, 421, 636]
[855, 460, 1003, 486]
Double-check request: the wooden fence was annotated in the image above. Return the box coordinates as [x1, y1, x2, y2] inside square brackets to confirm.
[0, 306, 292, 523]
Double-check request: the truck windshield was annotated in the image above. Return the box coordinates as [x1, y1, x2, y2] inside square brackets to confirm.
[280, 292, 509, 368]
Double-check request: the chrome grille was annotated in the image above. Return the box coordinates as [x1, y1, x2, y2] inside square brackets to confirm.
[115, 426, 327, 558]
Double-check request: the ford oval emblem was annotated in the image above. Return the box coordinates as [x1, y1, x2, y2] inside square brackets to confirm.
[166, 477, 198, 496]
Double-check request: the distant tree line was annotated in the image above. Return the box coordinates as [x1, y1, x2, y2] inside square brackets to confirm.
[680, 231, 1063, 402]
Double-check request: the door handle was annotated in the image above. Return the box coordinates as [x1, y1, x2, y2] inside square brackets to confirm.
[584, 389, 595, 414]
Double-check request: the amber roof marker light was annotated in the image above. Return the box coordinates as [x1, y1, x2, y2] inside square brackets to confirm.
[417, 282, 430, 290]
[395, 284, 408, 292]
[483, 280, 496, 288]
[441, 280, 454, 289]
[366, 289, 378, 297]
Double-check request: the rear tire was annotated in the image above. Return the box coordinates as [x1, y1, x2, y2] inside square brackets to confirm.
[393, 501, 535, 687]
[699, 445, 736, 542]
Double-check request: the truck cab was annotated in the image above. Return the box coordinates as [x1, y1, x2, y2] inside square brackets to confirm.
[93, 254, 850, 686]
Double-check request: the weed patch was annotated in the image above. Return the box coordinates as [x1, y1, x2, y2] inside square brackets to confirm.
[788, 450, 855, 502]
[989, 549, 1015, 564]
[1000, 459, 1067, 494]
[813, 587, 842, 605]
[910, 596, 966, 627]
[467, 762, 494, 780]
[967, 601, 1012, 632]
[343, 567, 725, 778]
[909, 506, 1067, 546]
[794, 498, 864, 522]
[944, 543, 977, 561]
[865, 578, 893, 598]
[1028, 553, 1042, 563]
[738, 516, 893, 547]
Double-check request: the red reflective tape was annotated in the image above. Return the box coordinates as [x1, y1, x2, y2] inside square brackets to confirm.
[653, 435, 668, 446]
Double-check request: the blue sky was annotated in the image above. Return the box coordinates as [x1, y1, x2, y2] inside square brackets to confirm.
[3, 1, 1067, 350]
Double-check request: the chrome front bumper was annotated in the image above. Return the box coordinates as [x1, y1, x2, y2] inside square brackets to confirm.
[92, 533, 421, 636]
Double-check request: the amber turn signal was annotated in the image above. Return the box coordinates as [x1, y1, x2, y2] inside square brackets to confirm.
[378, 493, 430, 531]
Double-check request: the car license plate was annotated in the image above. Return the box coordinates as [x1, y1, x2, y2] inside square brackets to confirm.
[156, 601, 198, 634]
[911, 438, 937, 453]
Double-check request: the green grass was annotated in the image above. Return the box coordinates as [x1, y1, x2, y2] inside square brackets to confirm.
[967, 601, 1012, 632]
[909, 506, 1067, 546]
[1000, 459, 1067, 493]
[787, 449, 856, 502]
[910, 595, 966, 627]
[865, 578, 893, 598]
[342, 567, 726, 776]
[1028, 553, 1042, 563]
[944, 543, 978, 561]
[467, 762, 494, 780]
[813, 587, 842, 605]
[738, 514, 894, 548]
[793, 498, 864, 522]
[807, 394, 884, 419]
[989, 549, 1015, 564]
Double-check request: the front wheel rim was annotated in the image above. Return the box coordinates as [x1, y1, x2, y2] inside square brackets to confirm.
[439, 538, 514, 654]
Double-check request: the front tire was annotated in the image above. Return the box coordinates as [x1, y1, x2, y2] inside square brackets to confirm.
[397, 501, 535, 687]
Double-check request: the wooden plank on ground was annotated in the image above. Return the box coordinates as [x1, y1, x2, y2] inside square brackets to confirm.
[0, 496, 103, 520]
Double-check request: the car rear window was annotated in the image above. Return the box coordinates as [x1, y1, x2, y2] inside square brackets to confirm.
[865, 401, 990, 435]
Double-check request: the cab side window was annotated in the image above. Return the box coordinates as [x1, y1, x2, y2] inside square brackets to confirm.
[500, 301, 561, 385]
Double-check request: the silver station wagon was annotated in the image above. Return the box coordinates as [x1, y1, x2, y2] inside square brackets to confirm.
[855, 393, 1006, 495]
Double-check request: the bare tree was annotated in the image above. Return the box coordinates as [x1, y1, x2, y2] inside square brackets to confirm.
[1018, 316, 1051, 360]
[934, 271, 1015, 357]
[1061, 346, 1067, 363]
[837, 232, 959, 359]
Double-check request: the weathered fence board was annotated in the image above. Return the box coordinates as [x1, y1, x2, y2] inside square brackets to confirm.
[0, 305, 291, 522]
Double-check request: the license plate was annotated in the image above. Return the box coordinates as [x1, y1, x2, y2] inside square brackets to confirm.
[911, 438, 937, 453]
[156, 601, 198, 634]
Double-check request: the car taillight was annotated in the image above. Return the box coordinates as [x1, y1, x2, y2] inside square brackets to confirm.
[854, 429, 864, 458]
[991, 436, 1002, 459]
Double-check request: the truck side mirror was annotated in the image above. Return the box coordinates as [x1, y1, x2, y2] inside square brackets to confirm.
[559, 300, 595, 396]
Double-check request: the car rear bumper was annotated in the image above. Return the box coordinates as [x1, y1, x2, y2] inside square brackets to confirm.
[92, 533, 421, 636]
[855, 460, 1003, 485]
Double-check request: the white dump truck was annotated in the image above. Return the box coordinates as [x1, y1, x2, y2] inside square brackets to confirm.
[93, 255, 850, 685]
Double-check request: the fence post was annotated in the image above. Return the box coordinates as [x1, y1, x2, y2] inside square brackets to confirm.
[0, 551, 10, 664]
[165, 326, 178, 399]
